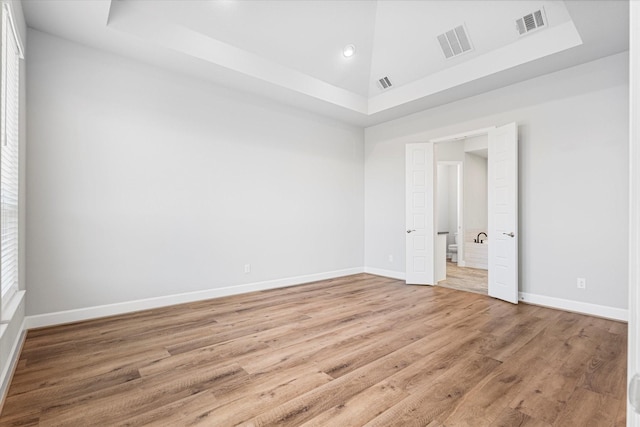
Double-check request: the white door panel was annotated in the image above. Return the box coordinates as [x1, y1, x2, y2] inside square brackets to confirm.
[488, 123, 518, 304]
[406, 143, 436, 285]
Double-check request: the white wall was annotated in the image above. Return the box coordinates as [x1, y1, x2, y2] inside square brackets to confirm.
[364, 52, 629, 311]
[26, 30, 365, 316]
[463, 152, 488, 234]
[437, 140, 464, 161]
[447, 166, 458, 247]
[438, 142, 464, 249]
[437, 164, 449, 233]
[436, 164, 459, 248]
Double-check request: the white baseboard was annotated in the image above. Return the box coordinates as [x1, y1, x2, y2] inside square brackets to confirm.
[364, 267, 405, 281]
[22, 266, 628, 329]
[0, 319, 26, 411]
[364, 266, 627, 321]
[25, 267, 364, 329]
[366, 265, 628, 321]
[519, 292, 628, 322]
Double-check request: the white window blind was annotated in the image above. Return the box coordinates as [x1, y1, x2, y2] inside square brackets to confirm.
[1, 4, 22, 302]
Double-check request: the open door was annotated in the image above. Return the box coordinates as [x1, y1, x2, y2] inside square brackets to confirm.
[405, 143, 436, 285]
[488, 123, 518, 304]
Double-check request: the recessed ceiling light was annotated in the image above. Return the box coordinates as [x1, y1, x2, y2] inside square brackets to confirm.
[343, 44, 356, 58]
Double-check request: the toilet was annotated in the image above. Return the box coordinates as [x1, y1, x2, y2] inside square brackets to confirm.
[448, 233, 458, 263]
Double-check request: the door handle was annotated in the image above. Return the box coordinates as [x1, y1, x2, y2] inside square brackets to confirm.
[407, 229, 416, 234]
[503, 232, 515, 238]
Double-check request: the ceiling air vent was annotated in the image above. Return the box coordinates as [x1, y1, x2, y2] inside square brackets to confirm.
[437, 25, 473, 59]
[377, 76, 393, 90]
[516, 9, 546, 36]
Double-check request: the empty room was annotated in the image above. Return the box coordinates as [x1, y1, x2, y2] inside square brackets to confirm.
[0, 0, 638, 425]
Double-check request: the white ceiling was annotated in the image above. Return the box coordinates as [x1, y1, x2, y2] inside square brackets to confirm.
[22, 0, 629, 126]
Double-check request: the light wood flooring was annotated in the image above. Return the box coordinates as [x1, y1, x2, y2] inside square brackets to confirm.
[0, 274, 627, 426]
[439, 261, 488, 295]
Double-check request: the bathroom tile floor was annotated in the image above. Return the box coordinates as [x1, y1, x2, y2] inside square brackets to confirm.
[439, 260, 489, 295]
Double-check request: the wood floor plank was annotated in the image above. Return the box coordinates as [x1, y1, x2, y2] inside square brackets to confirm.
[614, 396, 627, 427]
[0, 273, 627, 426]
[242, 345, 426, 426]
[507, 362, 578, 425]
[6, 347, 171, 398]
[298, 380, 409, 427]
[314, 320, 438, 379]
[186, 370, 334, 426]
[163, 312, 312, 356]
[39, 362, 248, 426]
[364, 355, 502, 427]
[490, 407, 552, 427]
[475, 314, 548, 362]
[576, 328, 627, 400]
[553, 387, 622, 427]
[443, 324, 567, 426]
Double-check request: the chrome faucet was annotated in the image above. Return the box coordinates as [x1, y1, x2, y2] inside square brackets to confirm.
[475, 232, 488, 243]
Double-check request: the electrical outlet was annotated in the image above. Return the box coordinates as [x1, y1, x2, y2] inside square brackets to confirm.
[388, 254, 393, 263]
[577, 277, 586, 289]
[244, 264, 251, 274]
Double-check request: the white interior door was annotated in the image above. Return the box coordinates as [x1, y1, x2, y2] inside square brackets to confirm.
[628, 1, 640, 422]
[405, 143, 436, 285]
[488, 123, 518, 304]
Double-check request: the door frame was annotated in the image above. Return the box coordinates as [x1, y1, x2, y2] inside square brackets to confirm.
[406, 125, 519, 304]
[628, 0, 639, 422]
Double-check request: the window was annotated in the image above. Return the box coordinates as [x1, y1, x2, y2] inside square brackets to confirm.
[1, 3, 22, 303]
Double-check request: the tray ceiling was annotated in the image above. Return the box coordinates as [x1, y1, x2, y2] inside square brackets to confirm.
[22, 0, 629, 126]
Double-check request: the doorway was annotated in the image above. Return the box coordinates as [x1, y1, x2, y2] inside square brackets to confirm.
[437, 141, 489, 295]
[405, 123, 519, 304]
